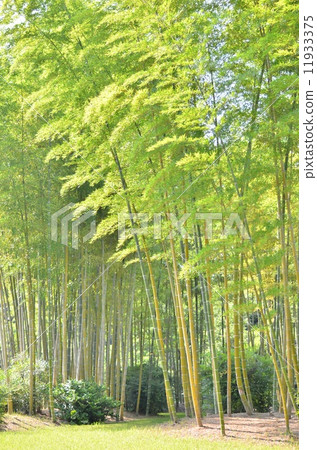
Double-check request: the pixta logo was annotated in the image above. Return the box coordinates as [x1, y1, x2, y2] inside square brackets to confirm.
[51, 203, 96, 249]
[118, 212, 250, 241]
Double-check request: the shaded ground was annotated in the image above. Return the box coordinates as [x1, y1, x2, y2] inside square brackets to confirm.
[0, 412, 134, 432]
[0, 414, 56, 432]
[0, 412, 298, 449]
[160, 412, 298, 446]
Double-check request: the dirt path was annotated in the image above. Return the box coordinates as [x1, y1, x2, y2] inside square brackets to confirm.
[160, 413, 298, 446]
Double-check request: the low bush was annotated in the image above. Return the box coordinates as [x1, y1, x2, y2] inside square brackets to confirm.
[53, 379, 120, 424]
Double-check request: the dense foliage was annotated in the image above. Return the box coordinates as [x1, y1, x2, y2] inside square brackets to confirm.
[8, 355, 49, 414]
[201, 352, 274, 414]
[0, 371, 7, 421]
[53, 380, 120, 424]
[125, 364, 167, 415]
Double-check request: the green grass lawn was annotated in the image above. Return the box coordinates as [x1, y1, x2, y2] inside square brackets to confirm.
[0, 414, 297, 449]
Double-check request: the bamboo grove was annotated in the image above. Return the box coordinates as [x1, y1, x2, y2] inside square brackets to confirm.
[0, 0, 298, 436]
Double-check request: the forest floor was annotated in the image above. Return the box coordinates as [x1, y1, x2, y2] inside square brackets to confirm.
[160, 412, 299, 445]
[0, 412, 298, 449]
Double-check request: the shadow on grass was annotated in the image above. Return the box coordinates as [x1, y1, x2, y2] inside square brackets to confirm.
[69, 413, 185, 433]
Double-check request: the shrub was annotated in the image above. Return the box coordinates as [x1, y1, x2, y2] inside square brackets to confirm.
[53, 380, 120, 424]
[8, 354, 49, 414]
[125, 363, 167, 415]
[201, 350, 274, 414]
[0, 370, 7, 421]
[242, 351, 274, 412]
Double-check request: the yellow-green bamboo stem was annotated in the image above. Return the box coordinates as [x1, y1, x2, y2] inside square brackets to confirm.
[223, 246, 231, 416]
[168, 233, 203, 427]
[184, 236, 201, 409]
[204, 232, 225, 436]
[162, 241, 193, 417]
[62, 245, 68, 382]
